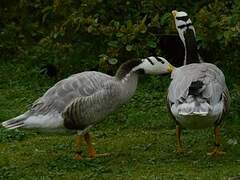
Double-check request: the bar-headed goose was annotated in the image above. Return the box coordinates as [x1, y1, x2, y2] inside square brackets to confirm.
[167, 10, 230, 155]
[2, 56, 174, 160]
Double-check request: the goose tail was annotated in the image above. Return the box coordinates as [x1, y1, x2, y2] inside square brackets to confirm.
[1, 111, 30, 130]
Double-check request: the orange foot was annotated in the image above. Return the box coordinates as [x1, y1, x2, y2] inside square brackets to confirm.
[95, 153, 111, 157]
[176, 146, 185, 154]
[207, 147, 225, 156]
[87, 153, 111, 160]
[75, 153, 83, 160]
[176, 146, 192, 155]
[87, 146, 111, 159]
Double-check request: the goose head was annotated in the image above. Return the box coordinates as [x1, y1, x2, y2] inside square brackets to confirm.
[172, 10, 200, 65]
[172, 10, 196, 44]
[132, 56, 174, 75]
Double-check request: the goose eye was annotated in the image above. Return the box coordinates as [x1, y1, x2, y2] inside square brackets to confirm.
[155, 57, 164, 64]
[146, 57, 154, 65]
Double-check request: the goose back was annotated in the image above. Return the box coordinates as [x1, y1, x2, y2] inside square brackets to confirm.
[168, 63, 229, 128]
[168, 63, 227, 104]
[30, 71, 114, 115]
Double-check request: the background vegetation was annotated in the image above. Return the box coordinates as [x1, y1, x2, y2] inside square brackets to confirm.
[1, 0, 239, 75]
[0, 0, 240, 179]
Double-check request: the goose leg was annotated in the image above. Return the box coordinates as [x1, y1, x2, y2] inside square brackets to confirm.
[75, 133, 83, 160]
[84, 132, 111, 158]
[176, 125, 184, 154]
[207, 126, 225, 156]
[84, 132, 96, 158]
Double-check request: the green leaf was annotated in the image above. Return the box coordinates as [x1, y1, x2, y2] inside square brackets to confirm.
[87, 25, 93, 33]
[41, 6, 52, 13]
[107, 41, 119, 48]
[53, 33, 58, 39]
[42, 6, 52, 24]
[113, 21, 120, 28]
[127, 20, 133, 29]
[108, 58, 118, 65]
[147, 41, 157, 48]
[126, 45, 133, 51]
[151, 13, 160, 27]
[116, 32, 124, 38]
[160, 13, 171, 26]
[139, 24, 147, 34]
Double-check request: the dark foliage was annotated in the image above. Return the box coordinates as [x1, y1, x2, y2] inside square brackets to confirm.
[0, 0, 239, 80]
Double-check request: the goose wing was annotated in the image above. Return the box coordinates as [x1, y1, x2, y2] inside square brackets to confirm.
[30, 71, 113, 115]
[168, 63, 229, 110]
[63, 81, 122, 130]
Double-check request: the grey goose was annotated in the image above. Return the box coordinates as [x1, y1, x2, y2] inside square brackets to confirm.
[167, 10, 230, 155]
[2, 56, 174, 160]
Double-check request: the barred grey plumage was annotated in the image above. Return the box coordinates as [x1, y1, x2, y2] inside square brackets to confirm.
[168, 63, 230, 129]
[62, 72, 137, 131]
[2, 56, 173, 159]
[169, 10, 230, 129]
[169, 10, 230, 155]
[2, 57, 173, 134]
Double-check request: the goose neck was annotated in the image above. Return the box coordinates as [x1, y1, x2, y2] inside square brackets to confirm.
[182, 29, 201, 65]
[119, 71, 139, 102]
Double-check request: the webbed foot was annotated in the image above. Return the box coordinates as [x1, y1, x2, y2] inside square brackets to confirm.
[207, 147, 225, 156]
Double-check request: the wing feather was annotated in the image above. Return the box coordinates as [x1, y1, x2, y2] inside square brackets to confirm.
[63, 81, 121, 129]
[29, 71, 113, 115]
[168, 63, 229, 106]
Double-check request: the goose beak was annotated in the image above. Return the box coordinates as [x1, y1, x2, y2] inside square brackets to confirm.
[172, 10, 177, 17]
[167, 64, 174, 72]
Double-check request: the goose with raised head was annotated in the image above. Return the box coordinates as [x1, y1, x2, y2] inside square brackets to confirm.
[2, 56, 174, 160]
[167, 10, 230, 155]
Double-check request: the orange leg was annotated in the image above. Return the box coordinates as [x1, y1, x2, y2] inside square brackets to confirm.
[176, 125, 184, 154]
[84, 132, 111, 158]
[207, 127, 225, 156]
[75, 134, 83, 160]
[84, 132, 97, 158]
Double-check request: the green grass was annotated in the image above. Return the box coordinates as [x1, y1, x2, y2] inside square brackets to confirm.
[0, 61, 240, 179]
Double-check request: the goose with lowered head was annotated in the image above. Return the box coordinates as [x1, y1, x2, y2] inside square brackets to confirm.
[2, 56, 174, 160]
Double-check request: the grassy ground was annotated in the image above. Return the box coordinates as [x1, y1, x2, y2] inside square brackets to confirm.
[0, 61, 240, 179]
